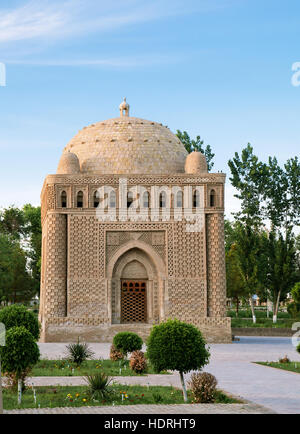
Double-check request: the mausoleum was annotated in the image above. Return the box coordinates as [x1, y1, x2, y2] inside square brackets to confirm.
[39, 99, 231, 342]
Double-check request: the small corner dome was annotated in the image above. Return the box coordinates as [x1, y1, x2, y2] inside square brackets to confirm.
[185, 151, 208, 174]
[57, 151, 80, 174]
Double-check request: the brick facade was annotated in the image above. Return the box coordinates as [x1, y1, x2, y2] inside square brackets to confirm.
[39, 108, 231, 343]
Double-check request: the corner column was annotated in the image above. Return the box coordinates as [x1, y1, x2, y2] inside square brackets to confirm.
[206, 213, 227, 317]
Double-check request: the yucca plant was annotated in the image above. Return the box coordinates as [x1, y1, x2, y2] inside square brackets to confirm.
[65, 338, 95, 366]
[85, 372, 115, 401]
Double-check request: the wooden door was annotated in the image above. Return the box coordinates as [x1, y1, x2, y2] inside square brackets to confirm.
[121, 280, 147, 323]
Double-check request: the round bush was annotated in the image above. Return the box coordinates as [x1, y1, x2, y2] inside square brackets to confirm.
[147, 319, 210, 374]
[297, 342, 300, 355]
[0, 326, 40, 379]
[113, 332, 143, 356]
[0, 305, 40, 340]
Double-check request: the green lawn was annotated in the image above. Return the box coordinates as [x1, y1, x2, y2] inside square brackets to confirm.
[29, 359, 170, 377]
[2, 384, 240, 410]
[256, 361, 300, 374]
[231, 318, 297, 328]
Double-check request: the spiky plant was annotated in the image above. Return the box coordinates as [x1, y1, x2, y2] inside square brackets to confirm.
[129, 350, 148, 374]
[85, 372, 115, 401]
[110, 344, 124, 362]
[65, 338, 95, 366]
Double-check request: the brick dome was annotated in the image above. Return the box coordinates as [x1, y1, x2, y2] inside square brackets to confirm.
[57, 151, 80, 174]
[185, 151, 208, 174]
[59, 109, 188, 175]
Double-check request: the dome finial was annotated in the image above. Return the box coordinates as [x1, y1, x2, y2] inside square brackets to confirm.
[119, 97, 130, 117]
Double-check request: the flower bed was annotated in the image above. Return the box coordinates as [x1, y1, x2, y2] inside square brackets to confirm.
[2, 384, 240, 410]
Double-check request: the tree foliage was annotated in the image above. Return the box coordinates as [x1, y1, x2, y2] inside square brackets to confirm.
[0, 204, 41, 303]
[147, 319, 210, 401]
[226, 243, 247, 315]
[113, 332, 143, 356]
[176, 130, 215, 171]
[227, 145, 300, 320]
[0, 304, 40, 340]
[0, 326, 40, 380]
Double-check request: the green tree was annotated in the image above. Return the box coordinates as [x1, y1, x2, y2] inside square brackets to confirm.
[0, 305, 40, 340]
[228, 144, 266, 226]
[147, 319, 210, 402]
[0, 206, 25, 239]
[226, 244, 247, 316]
[0, 234, 14, 303]
[23, 204, 42, 296]
[266, 231, 298, 322]
[176, 130, 215, 171]
[233, 223, 264, 322]
[0, 326, 40, 401]
[0, 235, 35, 305]
[287, 282, 300, 317]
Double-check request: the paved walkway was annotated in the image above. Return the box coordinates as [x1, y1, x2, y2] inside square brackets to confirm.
[5, 402, 273, 414]
[4, 336, 300, 414]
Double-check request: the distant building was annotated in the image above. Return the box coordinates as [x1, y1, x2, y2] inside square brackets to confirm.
[39, 100, 231, 342]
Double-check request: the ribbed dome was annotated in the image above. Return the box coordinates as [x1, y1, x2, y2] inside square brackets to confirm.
[59, 116, 188, 175]
[57, 151, 80, 174]
[185, 151, 208, 174]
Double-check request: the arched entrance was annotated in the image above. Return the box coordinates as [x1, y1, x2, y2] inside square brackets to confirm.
[106, 241, 166, 325]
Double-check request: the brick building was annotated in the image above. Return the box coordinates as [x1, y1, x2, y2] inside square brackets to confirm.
[39, 99, 231, 342]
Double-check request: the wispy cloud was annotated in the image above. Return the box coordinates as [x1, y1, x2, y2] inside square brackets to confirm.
[0, 1, 70, 43]
[0, 0, 231, 68]
[5, 53, 187, 68]
[0, 0, 231, 44]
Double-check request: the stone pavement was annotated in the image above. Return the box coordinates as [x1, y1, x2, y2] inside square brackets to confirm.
[3, 336, 300, 414]
[5, 403, 273, 414]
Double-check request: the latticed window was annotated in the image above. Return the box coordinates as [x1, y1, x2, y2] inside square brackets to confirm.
[77, 191, 83, 208]
[93, 191, 99, 208]
[210, 189, 216, 207]
[159, 192, 166, 208]
[121, 280, 147, 323]
[143, 191, 149, 208]
[109, 191, 116, 208]
[193, 190, 200, 208]
[61, 191, 67, 208]
[127, 191, 133, 208]
[176, 191, 183, 207]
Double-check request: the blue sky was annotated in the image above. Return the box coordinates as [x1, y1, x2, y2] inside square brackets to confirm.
[0, 0, 299, 217]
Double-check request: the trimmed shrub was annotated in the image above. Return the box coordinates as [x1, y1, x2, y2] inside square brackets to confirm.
[188, 372, 217, 403]
[147, 319, 210, 402]
[297, 343, 300, 355]
[0, 304, 40, 340]
[113, 332, 143, 357]
[129, 350, 148, 374]
[0, 326, 40, 389]
[110, 344, 124, 362]
[65, 338, 95, 366]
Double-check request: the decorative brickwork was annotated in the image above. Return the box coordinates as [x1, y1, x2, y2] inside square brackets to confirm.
[39, 105, 231, 343]
[206, 213, 227, 317]
[42, 214, 67, 318]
